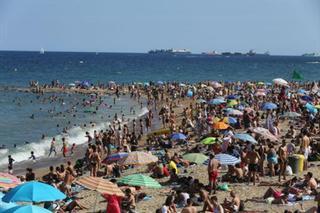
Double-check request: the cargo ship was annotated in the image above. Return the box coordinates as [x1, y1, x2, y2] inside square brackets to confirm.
[148, 48, 191, 55]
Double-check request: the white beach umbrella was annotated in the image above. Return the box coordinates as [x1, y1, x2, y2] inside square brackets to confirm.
[272, 78, 288, 87]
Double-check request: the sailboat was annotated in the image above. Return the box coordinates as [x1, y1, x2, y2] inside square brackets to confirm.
[40, 48, 45, 54]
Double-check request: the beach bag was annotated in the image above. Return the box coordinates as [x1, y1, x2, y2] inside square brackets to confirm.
[285, 165, 293, 175]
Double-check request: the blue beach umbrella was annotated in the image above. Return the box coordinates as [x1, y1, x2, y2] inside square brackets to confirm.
[2, 181, 66, 203]
[143, 82, 150, 86]
[171, 133, 187, 140]
[215, 154, 241, 165]
[209, 99, 226, 105]
[306, 103, 318, 114]
[301, 95, 313, 102]
[3, 205, 51, 213]
[297, 89, 307, 95]
[81, 80, 90, 87]
[0, 192, 17, 212]
[234, 133, 257, 144]
[226, 95, 237, 100]
[157, 81, 164, 85]
[227, 117, 237, 124]
[196, 99, 207, 104]
[186, 90, 193, 97]
[262, 102, 277, 110]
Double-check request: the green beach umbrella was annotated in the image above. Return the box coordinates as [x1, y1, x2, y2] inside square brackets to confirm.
[292, 70, 303, 81]
[201, 137, 217, 145]
[118, 174, 161, 188]
[183, 153, 208, 164]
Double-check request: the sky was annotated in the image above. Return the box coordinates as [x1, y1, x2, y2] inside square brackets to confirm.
[0, 0, 319, 55]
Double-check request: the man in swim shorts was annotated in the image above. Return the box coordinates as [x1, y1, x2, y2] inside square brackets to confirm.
[208, 153, 220, 194]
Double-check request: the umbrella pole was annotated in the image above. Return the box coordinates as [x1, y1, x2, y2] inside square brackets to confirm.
[93, 191, 98, 213]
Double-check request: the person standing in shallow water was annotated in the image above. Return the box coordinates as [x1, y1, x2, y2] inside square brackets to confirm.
[61, 137, 68, 158]
[8, 155, 15, 174]
[48, 137, 57, 157]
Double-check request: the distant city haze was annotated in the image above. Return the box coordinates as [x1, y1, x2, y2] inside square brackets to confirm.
[0, 0, 319, 55]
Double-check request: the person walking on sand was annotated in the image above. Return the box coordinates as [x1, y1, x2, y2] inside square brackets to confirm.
[278, 140, 288, 182]
[89, 145, 101, 177]
[48, 137, 57, 157]
[8, 155, 15, 174]
[245, 145, 260, 185]
[208, 153, 220, 194]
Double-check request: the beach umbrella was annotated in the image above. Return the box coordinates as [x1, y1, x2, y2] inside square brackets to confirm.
[251, 127, 278, 141]
[196, 99, 207, 104]
[213, 122, 229, 130]
[186, 90, 193, 97]
[143, 82, 150, 86]
[211, 81, 222, 88]
[297, 89, 307, 95]
[201, 137, 218, 145]
[272, 78, 288, 87]
[301, 95, 313, 102]
[227, 100, 238, 107]
[306, 103, 318, 114]
[157, 81, 164, 85]
[76, 176, 124, 196]
[215, 154, 241, 165]
[179, 83, 186, 87]
[209, 99, 226, 105]
[3, 205, 51, 213]
[81, 80, 90, 87]
[102, 152, 128, 164]
[226, 109, 243, 116]
[171, 133, 187, 140]
[120, 151, 158, 166]
[234, 133, 257, 144]
[183, 153, 208, 164]
[0, 173, 21, 189]
[0, 192, 17, 212]
[223, 117, 237, 124]
[118, 174, 161, 189]
[68, 83, 76, 87]
[226, 95, 237, 100]
[255, 91, 266, 96]
[257, 82, 265, 85]
[282, 112, 301, 118]
[262, 102, 277, 110]
[2, 181, 66, 203]
[315, 105, 320, 109]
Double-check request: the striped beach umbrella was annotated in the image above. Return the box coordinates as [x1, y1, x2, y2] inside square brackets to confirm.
[119, 174, 161, 189]
[76, 176, 124, 197]
[215, 154, 241, 165]
[102, 152, 128, 164]
[120, 151, 158, 166]
[0, 173, 21, 189]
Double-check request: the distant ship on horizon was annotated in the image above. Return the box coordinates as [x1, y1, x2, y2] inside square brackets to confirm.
[148, 48, 191, 55]
[302, 53, 320, 57]
[40, 48, 45, 54]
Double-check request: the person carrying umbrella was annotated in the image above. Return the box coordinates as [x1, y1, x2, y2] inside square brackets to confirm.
[208, 154, 220, 194]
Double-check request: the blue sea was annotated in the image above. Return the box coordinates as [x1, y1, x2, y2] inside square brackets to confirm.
[0, 51, 319, 167]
